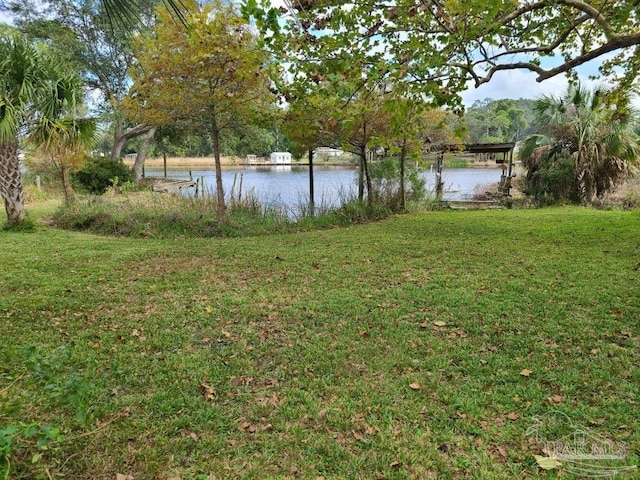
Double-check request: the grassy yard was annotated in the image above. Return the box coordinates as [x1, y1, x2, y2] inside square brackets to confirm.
[1, 206, 639, 479]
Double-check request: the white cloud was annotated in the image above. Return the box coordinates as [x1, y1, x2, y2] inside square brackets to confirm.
[459, 56, 615, 106]
[0, 10, 13, 25]
[461, 69, 569, 105]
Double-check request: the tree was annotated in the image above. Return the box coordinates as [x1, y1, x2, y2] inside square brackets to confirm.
[245, 0, 640, 108]
[282, 90, 339, 214]
[520, 84, 640, 204]
[0, 33, 89, 226]
[6, 0, 156, 162]
[383, 98, 465, 210]
[337, 87, 394, 205]
[124, 0, 273, 221]
[465, 99, 528, 144]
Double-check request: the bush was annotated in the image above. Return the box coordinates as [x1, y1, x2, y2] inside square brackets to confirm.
[74, 156, 135, 195]
[522, 153, 578, 205]
[368, 158, 426, 211]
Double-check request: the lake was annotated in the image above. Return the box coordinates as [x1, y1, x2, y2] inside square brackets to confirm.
[144, 164, 505, 213]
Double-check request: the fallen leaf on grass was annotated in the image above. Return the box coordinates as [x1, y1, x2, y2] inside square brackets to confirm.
[240, 422, 257, 434]
[550, 395, 564, 404]
[506, 412, 520, 421]
[534, 455, 562, 470]
[409, 383, 421, 390]
[390, 460, 401, 468]
[519, 369, 533, 377]
[116, 475, 134, 480]
[433, 321, 447, 327]
[200, 383, 215, 402]
[496, 446, 507, 458]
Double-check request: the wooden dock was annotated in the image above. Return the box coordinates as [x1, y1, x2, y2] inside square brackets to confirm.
[151, 179, 197, 193]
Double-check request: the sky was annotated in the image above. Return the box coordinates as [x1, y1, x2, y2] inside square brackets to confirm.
[460, 66, 596, 106]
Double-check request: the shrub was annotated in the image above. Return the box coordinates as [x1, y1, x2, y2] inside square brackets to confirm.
[74, 156, 135, 194]
[369, 158, 426, 211]
[522, 152, 578, 205]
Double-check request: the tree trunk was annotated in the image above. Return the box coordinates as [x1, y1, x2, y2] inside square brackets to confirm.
[0, 139, 26, 227]
[399, 140, 407, 212]
[358, 151, 365, 202]
[308, 148, 315, 216]
[211, 121, 227, 222]
[111, 118, 127, 159]
[362, 147, 373, 206]
[111, 118, 152, 160]
[61, 164, 76, 206]
[134, 127, 156, 182]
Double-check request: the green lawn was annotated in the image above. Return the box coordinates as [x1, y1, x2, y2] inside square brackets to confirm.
[1, 207, 639, 479]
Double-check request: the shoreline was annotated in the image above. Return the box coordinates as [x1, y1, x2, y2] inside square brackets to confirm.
[125, 156, 506, 169]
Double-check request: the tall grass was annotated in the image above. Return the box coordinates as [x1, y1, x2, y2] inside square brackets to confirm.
[51, 187, 398, 238]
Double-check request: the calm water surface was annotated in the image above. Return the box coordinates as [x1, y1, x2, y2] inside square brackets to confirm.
[144, 165, 505, 212]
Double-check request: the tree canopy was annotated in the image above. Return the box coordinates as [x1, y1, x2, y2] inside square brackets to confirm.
[244, 0, 640, 107]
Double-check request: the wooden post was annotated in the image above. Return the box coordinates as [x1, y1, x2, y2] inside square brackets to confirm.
[308, 148, 315, 216]
[163, 152, 167, 179]
[35, 175, 41, 191]
[435, 151, 444, 200]
[505, 148, 514, 195]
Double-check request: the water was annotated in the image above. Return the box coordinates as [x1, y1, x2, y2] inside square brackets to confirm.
[144, 164, 505, 212]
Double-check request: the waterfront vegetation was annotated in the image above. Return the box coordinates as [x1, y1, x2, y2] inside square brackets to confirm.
[1, 203, 639, 479]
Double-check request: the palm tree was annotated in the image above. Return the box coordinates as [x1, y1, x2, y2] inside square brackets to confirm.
[0, 32, 92, 225]
[30, 94, 97, 206]
[520, 83, 640, 204]
[0, 34, 43, 226]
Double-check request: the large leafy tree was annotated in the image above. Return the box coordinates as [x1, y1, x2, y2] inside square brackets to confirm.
[0, 32, 89, 225]
[520, 84, 640, 204]
[245, 0, 640, 107]
[124, 0, 273, 221]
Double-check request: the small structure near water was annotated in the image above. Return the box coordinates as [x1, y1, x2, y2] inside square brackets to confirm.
[437, 142, 516, 197]
[270, 152, 292, 164]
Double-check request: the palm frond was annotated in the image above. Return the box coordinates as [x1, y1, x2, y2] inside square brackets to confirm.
[102, 0, 190, 29]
